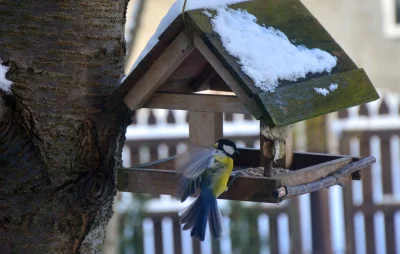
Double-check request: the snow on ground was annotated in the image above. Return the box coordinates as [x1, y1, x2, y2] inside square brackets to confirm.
[210, 7, 337, 92]
[122, 0, 248, 82]
[0, 59, 12, 93]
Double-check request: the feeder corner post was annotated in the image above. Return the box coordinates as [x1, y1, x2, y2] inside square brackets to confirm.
[260, 121, 294, 176]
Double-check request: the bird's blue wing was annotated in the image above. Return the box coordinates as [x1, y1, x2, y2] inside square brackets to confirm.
[175, 145, 223, 202]
[175, 145, 221, 179]
[177, 176, 202, 202]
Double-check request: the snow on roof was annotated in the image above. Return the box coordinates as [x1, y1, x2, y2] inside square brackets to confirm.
[329, 83, 339, 92]
[210, 7, 338, 92]
[0, 59, 12, 93]
[124, 0, 248, 82]
[314, 87, 330, 96]
[314, 83, 339, 96]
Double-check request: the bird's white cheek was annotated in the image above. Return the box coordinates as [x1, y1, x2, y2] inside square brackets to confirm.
[223, 145, 234, 155]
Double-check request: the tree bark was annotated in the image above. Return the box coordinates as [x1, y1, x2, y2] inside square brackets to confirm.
[0, 1, 130, 253]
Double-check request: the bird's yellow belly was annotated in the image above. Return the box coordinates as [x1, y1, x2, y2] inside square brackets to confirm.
[212, 157, 234, 197]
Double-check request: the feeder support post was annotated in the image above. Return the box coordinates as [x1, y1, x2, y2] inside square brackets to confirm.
[188, 111, 223, 146]
[260, 121, 293, 176]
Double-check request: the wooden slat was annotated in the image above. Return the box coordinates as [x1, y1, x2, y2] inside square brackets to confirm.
[188, 111, 223, 146]
[385, 214, 396, 254]
[381, 137, 393, 195]
[118, 154, 359, 203]
[305, 116, 332, 254]
[269, 215, 280, 254]
[192, 238, 201, 254]
[340, 136, 356, 254]
[354, 203, 400, 216]
[310, 189, 332, 254]
[189, 64, 215, 91]
[288, 197, 303, 253]
[359, 136, 376, 254]
[172, 220, 183, 254]
[144, 92, 249, 114]
[272, 157, 352, 186]
[291, 152, 359, 170]
[193, 36, 265, 120]
[364, 214, 376, 254]
[106, 16, 185, 111]
[117, 168, 280, 203]
[136, 148, 360, 172]
[156, 80, 195, 94]
[152, 218, 164, 254]
[208, 74, 233, 92]
[193, 36, 250, 104]
[123, 32, 194, 110]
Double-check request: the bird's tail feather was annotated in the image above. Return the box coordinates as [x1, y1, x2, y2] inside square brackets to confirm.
[180, 188, 222, 241]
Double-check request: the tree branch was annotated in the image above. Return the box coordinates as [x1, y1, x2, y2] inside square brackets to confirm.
[272, 156, 376, 200]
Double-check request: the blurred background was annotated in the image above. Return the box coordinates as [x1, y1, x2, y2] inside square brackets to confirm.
[104, 0, 400, 253]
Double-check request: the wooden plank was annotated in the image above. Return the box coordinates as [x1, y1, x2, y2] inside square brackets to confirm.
[144, 92, 249, 114]
[385, 214, 396, 254]
[380, 137, 393, 195]
[358, 136, 376, 254]
[189, 64, 215, 91]
[153, 218, 164, 254]
[288, 197, 303, 253]
[256, 69, 380, 127]
[208, 74, 233, 92]
[269, 215, 280, 254]
[192, 239, 201, 254]
[305, 116, 332, 254]
[271, 157, 352, 186]
[136, 148, 360, 172]
[172, 220, 183, 254]
[123, 32, 194, 110]
[234, 147, 359, 170]
[340, 136, 356, 254]
[188, 111, 223, 146]
[156, 80, 195, 94]
[365, 214, 376, 254]
[310, 189, 332, 254]
[354, 203, 400, 216]
[193, 36, 264, 120]
[193, 36, 251, 103]
[117, 168, 279, 203]
[107, 16, 185, 111]
[167, 48, 208, 80]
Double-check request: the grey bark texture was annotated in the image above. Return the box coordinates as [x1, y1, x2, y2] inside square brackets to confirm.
[0, 1, 131, 253]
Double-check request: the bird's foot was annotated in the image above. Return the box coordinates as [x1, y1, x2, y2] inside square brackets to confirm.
[226, 171, 241, 190]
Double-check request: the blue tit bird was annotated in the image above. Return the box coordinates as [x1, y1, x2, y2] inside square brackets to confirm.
[176, 139, 240, 241]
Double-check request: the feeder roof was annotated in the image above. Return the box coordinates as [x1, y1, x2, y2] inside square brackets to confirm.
[111, 0, 379, 127]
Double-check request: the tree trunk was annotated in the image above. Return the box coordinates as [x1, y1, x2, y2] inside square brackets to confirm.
[0, 1, 130, 253]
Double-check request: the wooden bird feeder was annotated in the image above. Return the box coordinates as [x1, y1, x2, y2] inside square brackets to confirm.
[111, 0, 379, 203]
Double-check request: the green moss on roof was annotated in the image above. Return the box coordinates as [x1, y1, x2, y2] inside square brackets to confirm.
[186, 0, 378, 126]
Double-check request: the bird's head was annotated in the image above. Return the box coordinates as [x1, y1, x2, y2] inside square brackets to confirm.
[213, 139, 240, 158]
